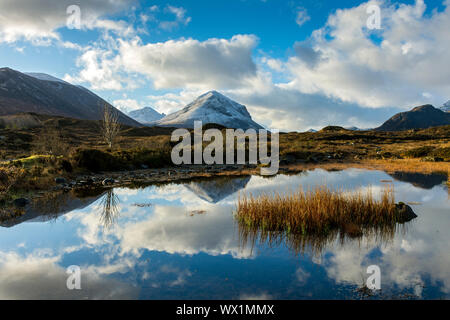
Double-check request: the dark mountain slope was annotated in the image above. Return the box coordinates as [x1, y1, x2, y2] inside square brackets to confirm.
[0, 68, 140, 126]
[376, 104, 450, 131]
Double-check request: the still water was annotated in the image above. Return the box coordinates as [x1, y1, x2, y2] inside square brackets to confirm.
[0, 168, 448, 299]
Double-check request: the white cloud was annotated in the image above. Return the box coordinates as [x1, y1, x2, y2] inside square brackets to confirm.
[295, 8, 310, 26]
[66, 34, 259, 92]
[159, 5, 192, 31]
[64, 44, 143, 90]
[118, 35, 258, 90]
[113, 99, 143, 113]
[285, 0, 450, 108]
[0, 0, 136, 44]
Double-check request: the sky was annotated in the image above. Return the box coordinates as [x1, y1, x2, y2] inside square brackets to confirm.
[0, 0, 449, 131]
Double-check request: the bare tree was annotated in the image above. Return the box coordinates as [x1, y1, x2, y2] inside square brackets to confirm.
[101, 103, 121, 149]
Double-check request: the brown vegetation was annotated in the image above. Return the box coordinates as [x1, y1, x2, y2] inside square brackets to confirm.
[0, 113, 448, 198]
[236, 185, 412, 256]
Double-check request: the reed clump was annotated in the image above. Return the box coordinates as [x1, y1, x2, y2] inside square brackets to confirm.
[235, 185, 414, 256]
[235, 185, 405, 237]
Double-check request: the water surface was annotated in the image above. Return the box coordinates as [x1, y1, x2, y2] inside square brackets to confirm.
[0, 169, 448, 299]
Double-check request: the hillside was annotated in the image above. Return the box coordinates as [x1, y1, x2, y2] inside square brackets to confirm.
[376, 104, 450, 131]
[0, 68, 140, 127]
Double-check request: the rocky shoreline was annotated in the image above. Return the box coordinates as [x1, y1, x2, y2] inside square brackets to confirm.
[10, 164, 299, 207]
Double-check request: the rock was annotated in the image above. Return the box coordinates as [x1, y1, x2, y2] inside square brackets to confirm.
[13, 198, 29, 207]
[141, 164, 149, 169]
[395, 202, 418, 223]
[55, 177, 67, 184]
[102, 178, 115, 186]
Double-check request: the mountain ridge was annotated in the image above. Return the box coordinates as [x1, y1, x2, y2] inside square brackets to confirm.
[0, 68, 140, 127]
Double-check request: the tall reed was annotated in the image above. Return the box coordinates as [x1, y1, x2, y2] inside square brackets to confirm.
[236, 185, 397, 233]
[236, 185, 405, 256]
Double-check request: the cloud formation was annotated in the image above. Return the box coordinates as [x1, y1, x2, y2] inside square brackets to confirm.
[0, 0, 136, 44]
[285, 0, 450, 108]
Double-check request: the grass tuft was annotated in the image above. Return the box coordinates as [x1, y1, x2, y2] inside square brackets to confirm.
[235, 185, 413, 255]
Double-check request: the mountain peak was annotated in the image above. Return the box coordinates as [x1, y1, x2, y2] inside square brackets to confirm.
[376, 104, 450, 131]
[202, 90, 222, 97]
[153, 91, 263, 130]
[411, 104, 436, 112]
[128, 107, 164, 124]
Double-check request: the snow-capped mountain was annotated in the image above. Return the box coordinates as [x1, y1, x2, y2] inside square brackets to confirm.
[0, 68, 140, 126]
[185, 176, 251, 203]
[440, 101, 450, 112]
[128, 107, 165, 124]
[152, 91, 264, 130]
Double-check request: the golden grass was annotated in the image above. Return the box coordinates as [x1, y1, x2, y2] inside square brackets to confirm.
[236, 185, 398, 235]
[236, 184, 407, 256]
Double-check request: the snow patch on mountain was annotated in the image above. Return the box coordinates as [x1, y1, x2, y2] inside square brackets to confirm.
[128, 107, 165, 124]
[440, 101, 450, 112]
[153, 91, 264, 130]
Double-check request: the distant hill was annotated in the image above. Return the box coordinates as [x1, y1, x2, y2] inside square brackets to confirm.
[152, 91, 264, 130]
[320, 126, 351, 132]
[128, 107, 165, 124]
[440, 101, 450, 112]
[376, 104, 450, 131]
[0, 68, 140, 127]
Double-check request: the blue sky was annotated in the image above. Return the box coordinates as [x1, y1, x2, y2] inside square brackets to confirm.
[0, 0, 449, 130]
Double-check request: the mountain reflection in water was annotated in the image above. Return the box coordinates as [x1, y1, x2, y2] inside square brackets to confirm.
[185, 175, 251, 203]
[388, 171, 447, 189]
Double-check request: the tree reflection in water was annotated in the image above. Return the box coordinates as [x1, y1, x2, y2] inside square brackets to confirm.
[99, 189, 120, 229]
